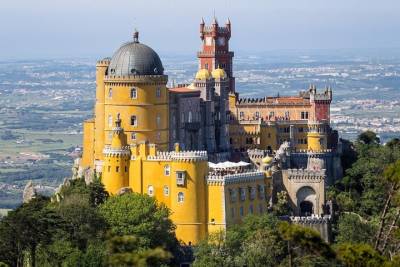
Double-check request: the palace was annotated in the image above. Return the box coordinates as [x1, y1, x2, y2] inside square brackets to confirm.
[79, 18, 342, 244]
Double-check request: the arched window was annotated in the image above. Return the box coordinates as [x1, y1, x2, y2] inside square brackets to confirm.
[177, 192, 184, 203]
[147, 185, 154, 196]
[131, 115, 137, 126]
[188, 111, 192, 123]
[249, 204, 254, 214]
[164, 165, 170, 176]
[108, 115, 113, 127]
[108, 88, 112, 98]
[130, 87, 137, 99]
[163, 186, 169, 196]
[131, 132, 136, 140]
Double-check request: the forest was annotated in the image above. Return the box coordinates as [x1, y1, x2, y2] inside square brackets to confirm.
[0, 131, 400, 267]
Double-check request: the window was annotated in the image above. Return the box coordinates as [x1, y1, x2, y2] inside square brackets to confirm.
[301, 111, 309, 120]
[116, 166, 119, 172]
[156, 114, 161, 128]
[156, 87, 161, 98]
[156, 132, 161, 141]
[176, 171, 186, 186]
[164, 165, 170, 176]
[125, 166, 127, 172]
[229, 189, 237, 202]
[172, 129, 176, 139]
[258, 185, 265, 199]
[131, 115, 137, 126]
[205, 62, 209, 69]
[249, 187, 256, 200]
[239, 206, 244, 216]
[108, 166, 111, 172]
[255, 111, 260, 119]
[108, 132, 113, 141]
[188, 112, 192, 123]
[163, 186, 169, 196]
[299, 127, 304, 133]
[130, 87, 137, 99]
[131, 132, 136, 140]
[181, 112, 185, 123]
[108, 88, 112, 98]
[239, 111, 244, 120]
[249, 204, 254, 214]
[269, 111, 274, 118]
[285, 111, 290, 118]
[239, 188, 246, 201]
[178, 192, 184, 203]
[148, 185, 154, 196]
[231, 207, 235, 218]
[108, 115, 113, 127]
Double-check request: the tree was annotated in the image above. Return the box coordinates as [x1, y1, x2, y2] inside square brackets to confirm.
[335, 213, 376, 245]
[99, 193, 178, 254]
[273, 191, 291, 216]
[336, 243, 386, 267]
[106, 235, 171, 267]
[0, 196, 61, 267]
[88, 176, 109, 207]
[357, 131, 380, 145]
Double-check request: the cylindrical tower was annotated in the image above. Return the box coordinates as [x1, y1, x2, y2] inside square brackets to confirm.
[307, 122, 327, 151]
[169, 151, 208, 244]
[102, 116, 130, 194]
[94, 59, 110, 165]
[103, 31, 169, 151]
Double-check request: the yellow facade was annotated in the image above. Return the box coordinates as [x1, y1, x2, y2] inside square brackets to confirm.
[81, 119, 94, 168]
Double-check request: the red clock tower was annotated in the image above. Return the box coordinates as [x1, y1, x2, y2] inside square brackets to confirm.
[198, 17, 235, 92]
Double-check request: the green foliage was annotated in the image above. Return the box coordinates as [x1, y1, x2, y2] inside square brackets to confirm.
[99, 193, 177, 250]
[335, 243, 386, 267]
[273, 191, 291, 216]
[335, 213, 376, 245]
[107, 235, 171, 267]
[357, 130, 380, 145]
[88, 176, 109, 207]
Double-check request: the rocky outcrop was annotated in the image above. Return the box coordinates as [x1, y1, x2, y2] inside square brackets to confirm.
[23, 180, 37, 203]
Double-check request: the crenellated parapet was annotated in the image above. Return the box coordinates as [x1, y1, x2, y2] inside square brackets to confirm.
[104, 74, 168, 85]
[206, 171, 265, 185]
[146, 150, 208, 162]
[285, 168, 326, 182]
[290, 215, 331, 224]
[103, 145, 131, 157]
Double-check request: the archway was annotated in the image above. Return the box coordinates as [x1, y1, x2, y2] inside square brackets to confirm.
[296, 186, 317, 216]
[300, 201, 313, 216]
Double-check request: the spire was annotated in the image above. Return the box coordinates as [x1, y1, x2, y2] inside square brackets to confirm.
[226, 17, 231, 25]
[201, 17, 205, 25]
[133, 29, 139, 43]
[212, 16, 218, 25]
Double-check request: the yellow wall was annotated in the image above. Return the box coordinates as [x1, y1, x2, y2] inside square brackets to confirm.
[94, 60, 109, 162]
[81, 119, 95, 168]
[104, 77, 169, 150]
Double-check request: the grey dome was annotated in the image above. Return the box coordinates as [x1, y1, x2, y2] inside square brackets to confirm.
[108, 35, 164, 76]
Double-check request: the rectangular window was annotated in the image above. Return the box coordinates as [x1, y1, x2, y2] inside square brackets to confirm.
[240, 206, 244, 216]
[108, 166, 111, 172]
[116, 166, 119, 172]
[125, 166, 127, 172]
[285, 111, 290, 118]
[131, 115, 137, 126]
[131, 132, 136, 140]
[239, 188, 246, 201]
[156, 87, 161, 98]
[255, 112, 260, 119]
[239, 111, 244, 120]
[176, 171, 186, 186]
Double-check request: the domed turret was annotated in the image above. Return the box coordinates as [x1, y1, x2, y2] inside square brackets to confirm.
[262, 155, 273, 164]
[211, 67, 227, 79]
[195, 69, 211, 80]
[108, 31, 164, 76]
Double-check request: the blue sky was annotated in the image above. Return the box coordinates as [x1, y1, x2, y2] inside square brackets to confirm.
[0, 0, 399, 59]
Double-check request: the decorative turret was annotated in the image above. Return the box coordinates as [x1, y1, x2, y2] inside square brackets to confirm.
[102, 115, 130, 194]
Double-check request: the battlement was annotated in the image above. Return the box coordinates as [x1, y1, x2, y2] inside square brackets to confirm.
[290, 215, 331, 224]
[103, 145, 131, 157]
[206, 171, 265, 185]
[96, 58, 111, 66]
[247, 149, 267, 158]
[285, 168, 326, 181]
[146, 150, 208, 162]
[104, 75, 168, 84]
[237, 96, 309, 106]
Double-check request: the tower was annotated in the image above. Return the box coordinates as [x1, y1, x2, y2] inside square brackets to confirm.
[198, 18, 235, 93]
[102, 115, 130, 194]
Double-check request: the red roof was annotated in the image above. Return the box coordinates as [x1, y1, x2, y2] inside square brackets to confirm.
[169, 87, 200, 93]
